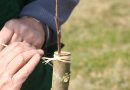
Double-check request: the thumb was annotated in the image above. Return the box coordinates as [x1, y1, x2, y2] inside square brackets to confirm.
[0, 26, 14, 51]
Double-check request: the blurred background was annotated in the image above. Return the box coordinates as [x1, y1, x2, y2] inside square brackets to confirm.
[62, 0, 130, 90]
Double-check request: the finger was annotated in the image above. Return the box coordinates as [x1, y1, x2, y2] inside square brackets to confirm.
[0, 42, 35, 66]
[13, 54, 41, 83]
[9, 33, 23, 43]
[6, 49, 43, 75]
[0, 42, 34, 58]
[0, 27, 14, 50]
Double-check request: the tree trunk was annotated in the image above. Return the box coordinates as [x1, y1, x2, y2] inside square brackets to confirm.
[52, 51, 71, 90]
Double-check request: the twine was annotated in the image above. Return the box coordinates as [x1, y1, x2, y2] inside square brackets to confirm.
[0, 43, 71, 64]
[0, 43, 7, 47]
[42, 55, 71, 64]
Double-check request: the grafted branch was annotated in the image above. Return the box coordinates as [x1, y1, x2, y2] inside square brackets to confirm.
[55, 0, 61, 55]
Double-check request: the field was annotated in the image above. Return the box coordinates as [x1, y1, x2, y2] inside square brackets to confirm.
[62, 0, 130, 90]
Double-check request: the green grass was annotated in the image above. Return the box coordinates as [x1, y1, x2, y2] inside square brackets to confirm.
[61, 0, 130, 90]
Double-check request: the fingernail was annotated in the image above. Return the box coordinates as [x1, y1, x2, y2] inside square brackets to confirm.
[34, 54, 41, 59]
[37, 49, 44, 55]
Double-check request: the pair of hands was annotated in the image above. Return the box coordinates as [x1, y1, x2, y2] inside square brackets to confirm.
[0, 17, 45, 90]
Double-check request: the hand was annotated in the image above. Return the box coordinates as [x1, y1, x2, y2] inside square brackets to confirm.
[0, 42, 43, 90]
[0, 17, 45, 50]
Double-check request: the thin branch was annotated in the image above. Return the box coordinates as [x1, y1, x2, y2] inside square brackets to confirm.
[55, 0, 61, 55]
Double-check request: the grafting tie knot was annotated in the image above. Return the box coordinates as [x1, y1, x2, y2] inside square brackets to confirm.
[42, 55, 71, 64]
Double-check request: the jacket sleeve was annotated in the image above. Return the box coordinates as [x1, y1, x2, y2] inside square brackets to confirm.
[20, 0, 79, 47]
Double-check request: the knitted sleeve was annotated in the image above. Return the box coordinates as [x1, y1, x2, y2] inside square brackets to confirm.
[20, 0, 79, 47]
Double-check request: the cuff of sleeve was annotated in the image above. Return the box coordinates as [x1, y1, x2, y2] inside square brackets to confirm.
[43, 25, 57, 49]
[20, 2, 56, 32]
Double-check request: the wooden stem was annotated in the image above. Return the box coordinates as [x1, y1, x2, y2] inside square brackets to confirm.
[56, 0, 61, 55]
[52, 51, 71, 90]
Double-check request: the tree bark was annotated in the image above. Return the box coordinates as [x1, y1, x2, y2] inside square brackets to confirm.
[52, 51, 71, 90]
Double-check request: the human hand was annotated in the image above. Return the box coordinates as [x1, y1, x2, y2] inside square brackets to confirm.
[0, 42, 43, 90]
[0, 16, 45, 50]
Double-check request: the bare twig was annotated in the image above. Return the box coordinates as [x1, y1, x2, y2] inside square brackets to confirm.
[55, 0, 61, 55]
